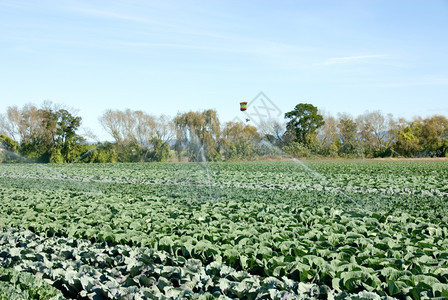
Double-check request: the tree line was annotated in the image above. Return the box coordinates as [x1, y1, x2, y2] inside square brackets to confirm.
[0, 102, 447, 163]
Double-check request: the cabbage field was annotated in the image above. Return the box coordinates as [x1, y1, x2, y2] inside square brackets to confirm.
[0, 160, 448, 299]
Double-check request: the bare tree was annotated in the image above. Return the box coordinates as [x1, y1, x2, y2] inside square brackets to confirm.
[154, 115, 175, 144]
[99, 109, 174, 161]
[3, 105, 45, 144]
[356, 111, 392, 156]
[133, 110, 156, 147]
[99, 109, 168, 145]
[99, 109, 126, 144]
[258, 118, 286, 145]
[174, 110, 221, 161]
[0, 112, 15, 139]
[318, 112, 340, 156]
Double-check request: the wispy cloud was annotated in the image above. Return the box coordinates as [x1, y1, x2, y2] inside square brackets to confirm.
[380, 77, 448, 87]
[322, 54, 389, 65]
[73, 7, 163, 26]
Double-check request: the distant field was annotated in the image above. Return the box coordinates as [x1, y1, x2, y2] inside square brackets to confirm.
[0, 161, 447, 299]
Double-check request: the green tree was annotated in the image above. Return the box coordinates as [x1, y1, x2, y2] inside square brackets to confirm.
[51, 109, 84, 163]
[54, 109, 81, 145]
[2, 103, 83, 163]
[390, 118, 421, 157]
[0, 134, 20, 162]
[116, 141, 145, 162]
[146, 137, 170, 162]
[420, 115, 448, 156]
[49, 145, 64, 163]
[397, 126, 420, 157]
[0, 134, 18, 152]
[283, 141, 314, 158]
[284, 103, 324, 146]
[83, 142, 118, 163]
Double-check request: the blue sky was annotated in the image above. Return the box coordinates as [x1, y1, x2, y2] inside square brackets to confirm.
[1, 0, 448, 141]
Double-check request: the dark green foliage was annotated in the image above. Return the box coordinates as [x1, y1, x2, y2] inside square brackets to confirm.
[146, 137, 170, 162]
[49, 145, 64, 163]
[116, 141, 145, 162]
[282, 141, 314, 158]
[19, 141, 51, 163]
[82, 142, 118, 163]
[0, 135, 20, 163]
[54, 109, 81, 146]
[0, 134, 18, 153]
[284, 103, 324, 146]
